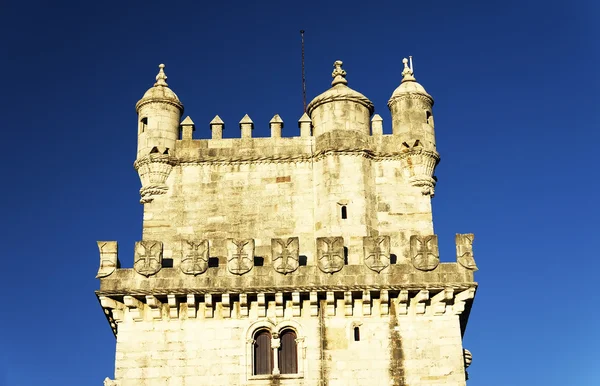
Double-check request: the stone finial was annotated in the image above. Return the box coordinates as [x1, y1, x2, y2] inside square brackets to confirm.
[210, 115, 224, 139]
[154, 64, 168, 87]
[401, 58, 416, 82]
[331, 60, 348, 86]
[180, 116, 195, 140]
[239, 114, 254, 139]
[371, 114, 383, 136]
[270, 114, 284, 138]
[298, 112, 312, 137]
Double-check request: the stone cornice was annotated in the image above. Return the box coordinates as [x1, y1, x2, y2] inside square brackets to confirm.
[135, 97, 184, 112]
[175, 148, 440, 166]
[387, 92, 434, 109]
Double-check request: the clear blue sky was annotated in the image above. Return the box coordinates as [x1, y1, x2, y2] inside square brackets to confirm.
[0, 1, 598, 385]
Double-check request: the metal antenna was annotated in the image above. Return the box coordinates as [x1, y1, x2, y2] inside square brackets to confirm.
[300, 30, 307, 113]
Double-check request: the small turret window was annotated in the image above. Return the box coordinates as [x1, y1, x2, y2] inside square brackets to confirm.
[341, 205, 347, 219]
[426, 111, 434, 127]
[140, 117, 148, 133]
[354, 327, 360, 341]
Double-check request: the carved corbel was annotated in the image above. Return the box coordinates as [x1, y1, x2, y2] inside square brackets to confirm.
[167, 295, 178, 319]
[292, 292, 301, 317]
[397, 290, 409, 315]
[204, 294, 213, 318]
[99, 296, 124, 323]
[145, 296, 162, 320]
[96, 241, 119, 278]
[310, 291, 318, 316]
[222, 294, 231, 318]
[362, 290, 371, 316]
[257, 293, 266, 317]
[431, 289, 454, 315]
[240, 293, 249, 317]
[452, 288, 476, 315]
[412, 290, 429, 315]
[275, 293, 284, 317]
[326, 291, 335, 316]
[344, 291, 353, 316]
[123, 296, 144, 322]
[186, 294, 197, 319]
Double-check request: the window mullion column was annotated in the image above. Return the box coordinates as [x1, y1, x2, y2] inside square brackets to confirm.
[271, 336, 281, 375]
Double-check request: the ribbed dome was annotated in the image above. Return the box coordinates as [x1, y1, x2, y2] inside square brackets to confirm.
[388, 58, 433, 105]
[136, 64, 183, 112]
[307, 60, 374, 116]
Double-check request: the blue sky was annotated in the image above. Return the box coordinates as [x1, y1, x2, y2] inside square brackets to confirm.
[0, 1, 598, 385]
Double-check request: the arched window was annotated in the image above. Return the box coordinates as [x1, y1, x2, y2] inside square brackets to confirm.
[253, 330, 273, 375]
[279, 329, 298, 374]
[353, 326, 360, 341]
[139, 117, 148, 133]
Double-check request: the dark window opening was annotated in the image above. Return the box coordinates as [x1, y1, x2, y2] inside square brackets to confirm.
[208, 257, 219, 267]
[140, 117, 148, 133]
[254, 256, 264, 266]
[426, 111, 434, 127]
[341, 205, 347, 219]
[253, 330, 273, 375]
[353, 326, 360, 341]
[279, 329, 298, 374]
[163, 148, 169, 155]
[390, 254, 397, 264]
[343, 247, 348, 265]
[162, 258, 173, 268]
[298, 255, 308, 266]
[150, 146, 159, 154]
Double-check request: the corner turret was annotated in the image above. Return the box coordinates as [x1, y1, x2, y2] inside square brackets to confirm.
[307, 60, 374, 136]
[134, 64, 183, 204]
[388, 58, 440, 195]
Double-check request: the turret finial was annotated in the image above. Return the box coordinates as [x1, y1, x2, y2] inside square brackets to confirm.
[331, 60, 348, 86]
[401, 58, 416, 83]
[154, 64, 168, 87]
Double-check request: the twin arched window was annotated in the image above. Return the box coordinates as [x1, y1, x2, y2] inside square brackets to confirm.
[253, 328, 298, 376]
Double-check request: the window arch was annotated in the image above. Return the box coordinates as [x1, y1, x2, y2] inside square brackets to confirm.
[253, 330, 273, 375]
[279, 329, 298, 374]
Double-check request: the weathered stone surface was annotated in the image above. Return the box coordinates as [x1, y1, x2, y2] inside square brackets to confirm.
[316, 237, 344, 273]
[456, 233, 478, 270]
[226, 238, 254, 275]
[410, 235, 440, 271]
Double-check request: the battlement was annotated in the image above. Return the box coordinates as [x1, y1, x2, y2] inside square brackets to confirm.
[96, 234, 477, 336]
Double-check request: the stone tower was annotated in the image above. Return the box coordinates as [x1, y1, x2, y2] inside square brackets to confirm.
[96, 59, 478, 386]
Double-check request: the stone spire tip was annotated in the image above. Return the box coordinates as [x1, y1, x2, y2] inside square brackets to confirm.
[331, 60, 348, 87]
[401, 58, 416, 83]
[154, 63, 168, 87]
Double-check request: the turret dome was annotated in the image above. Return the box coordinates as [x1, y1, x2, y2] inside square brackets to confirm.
[388, 58, 433, 106]
[307, 60, 374, 116]
[135, 64, 183, 112]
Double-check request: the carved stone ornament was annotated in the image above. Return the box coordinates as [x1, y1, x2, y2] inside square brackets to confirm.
[363, 236, 390, 273]
[272, 237, 300, 274]
[96, 241, 119, 278]
[316, 237, 344, 274]
[133, 240, 163, 277]
[180, 240, 209, 275]
[463, 349, 473, 369]
[104, 378, 119, 386]
[410, 235, 439, 271]
[227, 239, 254, 275]
[456, 233, 478, 271]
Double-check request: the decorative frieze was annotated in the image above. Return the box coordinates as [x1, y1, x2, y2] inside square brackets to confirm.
[363, 236, 390, 273]
[133, 241, 163, 277]
[410, 235, 439, 271]
[316, 237, 344, 273]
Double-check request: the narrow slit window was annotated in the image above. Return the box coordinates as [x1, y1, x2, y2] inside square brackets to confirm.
[353, 326, 360, 341]
[341, 205, 347, 219]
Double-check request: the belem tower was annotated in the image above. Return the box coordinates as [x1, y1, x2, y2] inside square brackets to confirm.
[96, 58, 479, 386]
